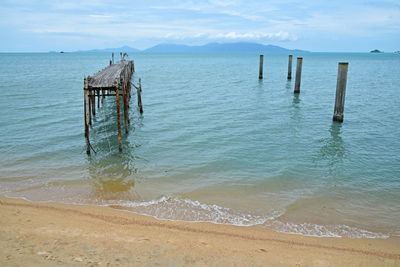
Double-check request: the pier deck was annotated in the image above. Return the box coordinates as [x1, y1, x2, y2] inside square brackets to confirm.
[88, 60, 133, 89]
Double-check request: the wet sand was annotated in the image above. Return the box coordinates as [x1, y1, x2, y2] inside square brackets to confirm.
[0, 196, 399, 266]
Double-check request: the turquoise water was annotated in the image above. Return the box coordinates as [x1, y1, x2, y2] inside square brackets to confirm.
[0, 52, 399, 238]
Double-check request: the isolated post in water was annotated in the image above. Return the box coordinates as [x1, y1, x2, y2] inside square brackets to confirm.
[259, 55, 264, 79]
[137, 78, 143, 114]
[333, 63, 349, 122]
[112, 53, 114, 64]
[83, 78, 90, 155]
[294, 57, 303, 93]
[287, 55, 293, 80]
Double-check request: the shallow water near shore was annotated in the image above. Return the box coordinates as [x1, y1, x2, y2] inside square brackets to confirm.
[0, 52, 399, 238]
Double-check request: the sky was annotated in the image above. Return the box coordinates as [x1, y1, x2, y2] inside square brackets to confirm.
[0, 0, 399, 52]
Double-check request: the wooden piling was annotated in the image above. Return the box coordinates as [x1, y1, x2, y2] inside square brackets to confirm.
[91, 90, 96, 115]
[287, 55, 293, 80]
[137, 78, 143, 114]
[102, 89, 105, 104]
[128, 81, 131, 101]
[97, 90, 100, 108]
[84, 78, 90, 155]
[112, 53, 114, 64]
[294, 57, 303, 94]
[333, 62, 349, 122]
[259, 55, 264, 79]
[116, 80, 122, 152]
[88, 90, 92, 125]
[122, 82, 129, 134]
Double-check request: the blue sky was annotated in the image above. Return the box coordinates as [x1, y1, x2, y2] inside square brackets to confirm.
[0, 0, 399, 52]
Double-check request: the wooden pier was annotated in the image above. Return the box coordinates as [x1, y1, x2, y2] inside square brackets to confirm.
[84, 57, 135, 155]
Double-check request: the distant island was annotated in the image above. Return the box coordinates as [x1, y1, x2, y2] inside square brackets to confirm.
[71, 42, 308, 54]
[370, 49, 383, 53]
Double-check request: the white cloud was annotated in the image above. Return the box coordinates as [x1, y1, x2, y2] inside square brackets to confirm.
[1, 0, 399, 51]
[212, 31, 297, 41]
[209, 0, 238, 7]
[88, 14, 113, 19]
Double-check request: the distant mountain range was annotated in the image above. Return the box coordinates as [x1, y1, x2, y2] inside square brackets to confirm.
[75, 45, 141, 53]
[73, 42, 308, 53]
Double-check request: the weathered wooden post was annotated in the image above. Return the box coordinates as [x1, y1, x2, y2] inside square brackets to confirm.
[112, 53, 114, 64]
[116, 79, 122, 152]
[97, 90, 100, 108]
[122, 81, 129, 134]
[137, 78, 143, 114]
[333, 62, 349, 122]
[127, 81, 131, 102]
[84, 78, 90, 155]
[91, 89, 96, 116]
[259, 55, 264, 79]
[88, 87, 92, 125]
[102, 89, 105, 104]
[287, 55, 293, 80]
[294, 57, 303, 93]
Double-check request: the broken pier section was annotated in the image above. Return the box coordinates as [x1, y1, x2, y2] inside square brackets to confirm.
[84, 58, 141, 155]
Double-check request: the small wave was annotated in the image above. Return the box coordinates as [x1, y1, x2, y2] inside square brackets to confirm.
[266, 221, 389, 239]
[107, 196, 389, 239]
[108, 196, 278, 226]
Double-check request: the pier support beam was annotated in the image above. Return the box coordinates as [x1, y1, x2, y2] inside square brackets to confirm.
[294, 57, 303, 94]
[127, 81, 131, 102]
[259, 55, 264, 79]
[84, 78, 90, 155]
[122, 82, 129, 134]
[116, 81, 122, 152]
[88, 90, 92, 125]
[91, 90, 96, 116]
[97, 90, 100, 109]
[137, 78, 143, 114]
[287, 55, 293, 80]
[333, 62, 349, 122]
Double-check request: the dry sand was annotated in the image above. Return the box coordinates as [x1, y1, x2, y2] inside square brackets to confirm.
[0, 196, 399, 266]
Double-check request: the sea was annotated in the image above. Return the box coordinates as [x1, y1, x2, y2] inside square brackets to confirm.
[0, 52, 399, 239]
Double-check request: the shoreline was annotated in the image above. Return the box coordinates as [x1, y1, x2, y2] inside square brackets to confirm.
[1, 196, 399, 266]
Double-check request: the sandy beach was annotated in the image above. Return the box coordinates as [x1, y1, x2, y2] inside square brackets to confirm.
[0, 196, 399, 266]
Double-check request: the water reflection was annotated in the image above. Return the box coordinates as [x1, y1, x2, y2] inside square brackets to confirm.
[285, 80, 292, 90]
[257, 78, 264, 90]
[319, 122, 346, 167]
[88, 151, 138, 201]
[290, 94, 302, 125]
[86, 96, 141, 202]
[292, 94, 301, 108]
